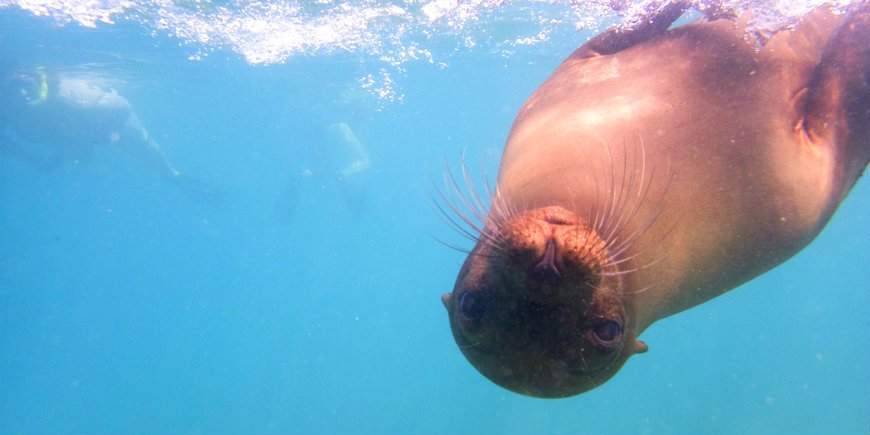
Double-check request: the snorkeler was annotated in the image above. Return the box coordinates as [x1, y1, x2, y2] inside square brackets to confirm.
[327, 122, 372, 180]
[274, 121, 372, 223]
[0, 67, 223, 206]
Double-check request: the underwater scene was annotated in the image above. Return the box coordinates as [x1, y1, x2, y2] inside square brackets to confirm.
[1, 0, 868, 434]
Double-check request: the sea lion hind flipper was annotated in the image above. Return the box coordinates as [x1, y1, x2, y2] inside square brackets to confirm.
[571, 0, 691, 59]
[804, 2, 870, 189]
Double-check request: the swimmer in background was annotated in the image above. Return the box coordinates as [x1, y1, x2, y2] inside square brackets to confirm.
[0, 67, 224, 206]
[328, 121, 371, 180]
[274, 121, 372, 223]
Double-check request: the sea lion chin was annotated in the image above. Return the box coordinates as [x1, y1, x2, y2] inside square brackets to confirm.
[443, 206, 649, 398]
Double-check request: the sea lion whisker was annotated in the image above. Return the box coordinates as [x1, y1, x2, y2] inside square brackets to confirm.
[482, 157, 513, 227]
[602, 146, 670, 262]
[602, 174, 678, 288]
[428, 233, 473, 255]
[430, 196, 485, 244]
[605, 200, 656, 257]
[596, 153, 615, 235]
[588, 162, 604, 233]
[443, 173, 513, 255]
[436, 195, 502, 253]
[431, 168, 512, 255]
[446, 161, 487, 226]
[442, 160, 484, 226]
[610, 139, 638, 238]
[491, 192, 516, 230]
[598, 267, 642, 277]
[599, 251, 644, 269]
[586, 279, 621, 294]
[598, 139, 638, 250]
[613, 139, 637, 222]
[604, 203, 659, 261]
[607, 165, 673, 258]
[602, 242, 639, 267]
[622, 283, 655, 296]
[445, 156, 521, 255]
[634, 135, 648, 205]
[460, 153, 492, 224]
[605, 196, 677, 283]
[602, 138, 652, 252]
[586, 142, 613, 237]
[615, 137, 652, 241]
[621, 198, 683, 275]
[602, 141, 619, 236]
[483, 232, 512, 255]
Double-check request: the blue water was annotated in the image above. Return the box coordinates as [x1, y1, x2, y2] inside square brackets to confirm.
[1, 3, 868, 434]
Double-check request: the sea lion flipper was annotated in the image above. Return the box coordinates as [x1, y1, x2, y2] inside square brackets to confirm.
[804, 3, 870, 188]
[571, 1, 691, 59]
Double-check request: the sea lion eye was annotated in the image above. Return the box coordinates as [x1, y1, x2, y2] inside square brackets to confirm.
[590, 318, 622, 347]
[458, 291, 485, 321]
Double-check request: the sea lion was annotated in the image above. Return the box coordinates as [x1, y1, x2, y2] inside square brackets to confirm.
[441, 2, 869, 398]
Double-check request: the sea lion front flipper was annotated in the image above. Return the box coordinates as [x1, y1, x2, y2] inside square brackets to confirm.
[804, 2, 870, 191]
[571, 0, 691, 59]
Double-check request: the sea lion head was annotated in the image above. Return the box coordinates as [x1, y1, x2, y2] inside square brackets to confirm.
[442, 205, 648, 398]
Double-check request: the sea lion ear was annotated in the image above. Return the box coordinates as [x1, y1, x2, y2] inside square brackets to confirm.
[571, 1, 691, 59]
[441, 293, 452, 310]
[630, 340, 649, 354]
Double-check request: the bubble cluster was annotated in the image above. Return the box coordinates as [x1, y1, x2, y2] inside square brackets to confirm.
[0, 0, 859, 102]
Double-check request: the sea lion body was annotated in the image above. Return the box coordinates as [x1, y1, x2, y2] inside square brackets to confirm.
[443, 4, 869, 397]
[501, 9, 856, 329]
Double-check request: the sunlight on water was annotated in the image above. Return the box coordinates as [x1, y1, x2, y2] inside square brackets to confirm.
[0, 1, 860, 83]
[0, 0, 861, 104]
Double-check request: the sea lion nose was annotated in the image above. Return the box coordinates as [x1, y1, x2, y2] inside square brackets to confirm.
[532, 238, 561, 285]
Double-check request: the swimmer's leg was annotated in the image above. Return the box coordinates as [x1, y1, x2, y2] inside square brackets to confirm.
[326, 122, 370, 215]
[327, 123, 371, 178]
[119, 113, 225, 206]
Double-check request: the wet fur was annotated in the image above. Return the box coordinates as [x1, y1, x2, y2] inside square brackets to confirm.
[435, 139, 673, 296]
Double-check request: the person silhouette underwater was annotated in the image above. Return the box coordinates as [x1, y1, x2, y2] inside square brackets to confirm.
[0, 67, 224, 206]
[274, 120, 372, 224]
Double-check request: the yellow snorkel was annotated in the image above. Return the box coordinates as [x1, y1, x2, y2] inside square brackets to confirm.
[35, 67, 48, 103]
[21, 66, 49, 105]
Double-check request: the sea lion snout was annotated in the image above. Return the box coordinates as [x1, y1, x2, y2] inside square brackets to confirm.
[497, 207, 607, 296]
[531, 238, 561, 285]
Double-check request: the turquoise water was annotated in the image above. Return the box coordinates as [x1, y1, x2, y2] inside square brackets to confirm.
[1, 2, 868, 434]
